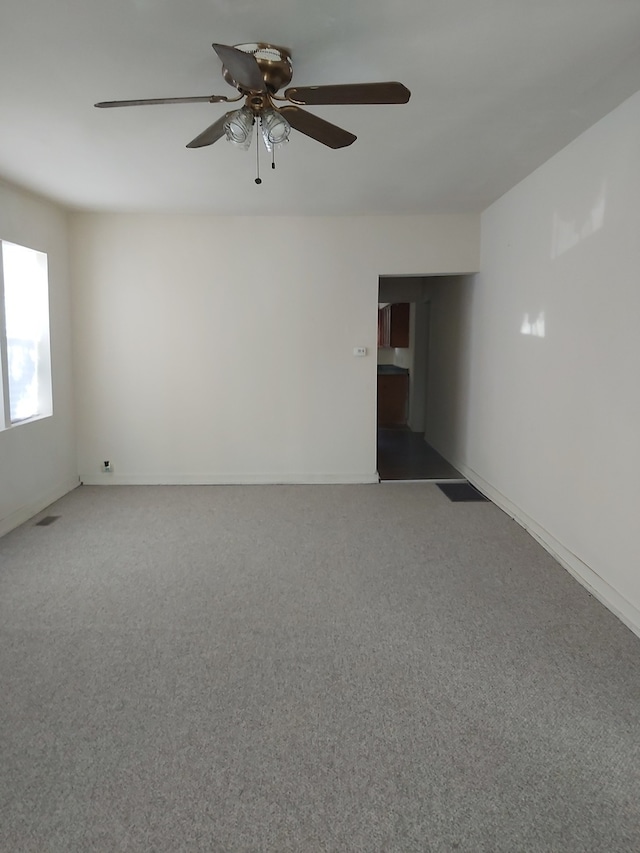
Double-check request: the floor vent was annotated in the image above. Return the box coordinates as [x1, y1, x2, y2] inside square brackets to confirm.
[35, 515, 61, 526]
[437, 483, 489, 502]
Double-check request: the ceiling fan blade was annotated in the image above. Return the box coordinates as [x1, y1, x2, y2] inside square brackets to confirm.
[95, 95, 232, 108]
[278, 106, 356, 149]
[186, 112, 234, 148]
[284, 82, 411, 106]
[212, 43, 266, 93]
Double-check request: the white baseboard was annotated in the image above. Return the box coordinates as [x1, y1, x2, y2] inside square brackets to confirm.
[79, 472, 380, 486]
[0, 477, 80, 538]
[453, 460, 640, 641]
[379, 478, 468, 484]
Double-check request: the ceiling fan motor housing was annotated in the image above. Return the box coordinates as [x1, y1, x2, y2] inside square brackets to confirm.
[223, 43, 293, 93]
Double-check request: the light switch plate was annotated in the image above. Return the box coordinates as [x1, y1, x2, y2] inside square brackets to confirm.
[353, 346, 367, 357]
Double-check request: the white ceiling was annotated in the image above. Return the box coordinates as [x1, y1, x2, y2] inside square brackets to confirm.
[2, 0, 640, 215]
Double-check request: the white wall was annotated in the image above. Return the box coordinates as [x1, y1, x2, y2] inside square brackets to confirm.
[0, 180, 77, 535]
[428, 91, 640, 635]
[407, 302, 429, 433]
[70, 214, 478, 484]
[424, 275, 473, 455]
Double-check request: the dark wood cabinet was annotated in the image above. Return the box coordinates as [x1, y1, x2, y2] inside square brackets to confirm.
[377, 373, 409, 426]
[377, 303, 410, 348]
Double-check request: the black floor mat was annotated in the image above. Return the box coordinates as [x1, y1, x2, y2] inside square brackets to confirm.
[437, 482, 489, 502]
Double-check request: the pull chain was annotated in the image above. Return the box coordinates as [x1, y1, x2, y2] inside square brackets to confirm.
[255, 119, 262, 185]
[272, 146, 276, 170]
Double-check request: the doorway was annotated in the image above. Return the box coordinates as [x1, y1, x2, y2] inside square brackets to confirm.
[376, 276, 463, 482]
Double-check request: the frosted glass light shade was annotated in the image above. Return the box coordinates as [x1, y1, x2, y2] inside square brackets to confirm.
[260, 109, 291, 151]
[224, 107, 254, 149]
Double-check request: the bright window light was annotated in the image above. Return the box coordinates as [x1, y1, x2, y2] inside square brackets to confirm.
[0, 240, 52, 427]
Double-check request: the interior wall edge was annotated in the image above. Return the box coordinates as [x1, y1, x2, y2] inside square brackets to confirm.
[451, 459, 640, 641]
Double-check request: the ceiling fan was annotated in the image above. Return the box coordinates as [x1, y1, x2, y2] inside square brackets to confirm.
[95, 42, 411, 180]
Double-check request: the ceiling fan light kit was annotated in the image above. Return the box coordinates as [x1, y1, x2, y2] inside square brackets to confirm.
[224, 106, 255, 149]
[95, 42, 411, 183]
[260, 109, 291, 151]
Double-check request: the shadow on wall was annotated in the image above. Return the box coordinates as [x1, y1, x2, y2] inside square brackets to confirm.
[423, 274, 475, 464]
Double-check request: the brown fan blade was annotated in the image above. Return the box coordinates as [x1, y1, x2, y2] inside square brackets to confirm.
[278, 106, 356, 149]
[284, 82, 411, 106]
[95, 95, 233, 108]
[212, 43, 266, 93]
[186, 112, 234, 148]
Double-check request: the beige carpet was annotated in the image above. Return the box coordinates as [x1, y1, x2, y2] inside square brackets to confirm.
[1, 484, 639, 852]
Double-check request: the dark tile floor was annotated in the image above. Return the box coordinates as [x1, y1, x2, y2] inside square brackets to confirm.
[377, 427, 463, 481]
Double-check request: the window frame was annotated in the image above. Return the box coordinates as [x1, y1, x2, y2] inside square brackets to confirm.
[0, 239, 53, 430]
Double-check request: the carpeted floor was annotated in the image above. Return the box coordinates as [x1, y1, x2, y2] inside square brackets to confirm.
[1, 484, 639, 852]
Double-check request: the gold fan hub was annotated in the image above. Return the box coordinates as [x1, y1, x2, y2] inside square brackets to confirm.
[245, 92, 273, 114]
[223, 43, 293, 93]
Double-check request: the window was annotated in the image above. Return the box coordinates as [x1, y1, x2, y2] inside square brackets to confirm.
[0, 240, 52, 429]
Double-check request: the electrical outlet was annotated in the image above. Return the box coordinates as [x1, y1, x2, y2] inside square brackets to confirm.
[102, 460, 112, 473]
